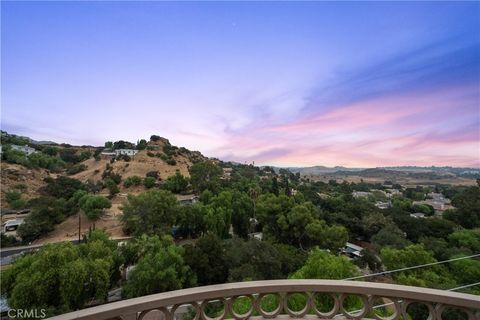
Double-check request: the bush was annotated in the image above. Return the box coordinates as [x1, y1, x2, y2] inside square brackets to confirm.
[105, 178, 120, 196]
[147, 152, 155, 157]
[150, 135, 161, 141]
[143, 177, 156, 189]
[146, 171, 159, 179]
[124, 176, 142, 188]
[166, 158, 177, 166]
[67, 163, 87, 175]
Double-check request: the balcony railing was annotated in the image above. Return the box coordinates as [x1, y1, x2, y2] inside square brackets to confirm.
[49, 280, 480, 320]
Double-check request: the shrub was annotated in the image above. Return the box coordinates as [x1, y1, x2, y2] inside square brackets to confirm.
[105, 178, 120, 196]
[150, 135, 161, 141]
[124, 176, 142, 188]
[143, 177, 156, 189]
[146, 171, 159, 179]
[67, 163, 87, 175]
[147, 152, 155, 157]
[166, 159, 177, 166]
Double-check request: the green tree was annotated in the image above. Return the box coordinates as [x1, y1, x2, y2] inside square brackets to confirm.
[5, 191, 27, 210]
[42, 146, 59, 156]
[184, 234, 229, 285]
[176, 203, 208, 238]
[164, 171, 189, 193]
[448, 229, 480, 252]
[104, 178, 120, 196]
[121, 190, 178, 236]
[306, 220, 348, 253]
[189, 161, 223, 192]
[445, 186, 480, 228]
[1, 232, 115, 316]
[122, 236, 195, 298]
[79, 194, 112, 224]
[143, 176, 156, 189]
[136, 139, 148, 150]
[291, 249, 359, 279]
[231, 191, 253, 238]
[372, 224, 411, 249]
[123, 175, 142, 188]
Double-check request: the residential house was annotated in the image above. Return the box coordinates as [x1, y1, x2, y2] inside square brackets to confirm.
[11, 144, 36, 156]
[343, 242, 364, 259]
[176, 194, 199, 205]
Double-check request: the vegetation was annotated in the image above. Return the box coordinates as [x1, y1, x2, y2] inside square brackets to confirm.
[3, 132, 480, 317]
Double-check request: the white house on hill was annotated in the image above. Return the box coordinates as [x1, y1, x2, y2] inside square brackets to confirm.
[11, 144, 36, 156]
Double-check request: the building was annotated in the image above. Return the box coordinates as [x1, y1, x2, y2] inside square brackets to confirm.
[375, 201, 391, 209]
[115, 149, 138, 156]
[11, 144, 36, 156]
[176, 194, 199, 205]
[343, 242, 364, 259]
[352, 191, 371, 199]
[410, 212, 426, 219]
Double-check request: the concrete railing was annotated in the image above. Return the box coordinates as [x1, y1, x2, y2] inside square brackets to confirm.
[49, 280, 480, 320]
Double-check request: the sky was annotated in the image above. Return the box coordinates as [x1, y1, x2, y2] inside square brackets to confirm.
[1, 1, 479, 168]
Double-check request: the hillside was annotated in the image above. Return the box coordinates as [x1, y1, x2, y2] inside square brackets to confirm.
[1, 133, 208, 243]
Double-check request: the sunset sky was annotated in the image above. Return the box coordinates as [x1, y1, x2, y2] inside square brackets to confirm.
[2, 2, 479, 167]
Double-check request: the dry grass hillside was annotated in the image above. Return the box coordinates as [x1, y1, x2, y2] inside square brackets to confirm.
[1, 162, 53, 204]
[71, 138, 205, 187]
[1, 135, 208, 244]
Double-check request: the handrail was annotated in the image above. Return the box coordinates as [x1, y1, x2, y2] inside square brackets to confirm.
[48, 280, 480, 320]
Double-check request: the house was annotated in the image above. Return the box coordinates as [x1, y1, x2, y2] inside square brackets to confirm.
[375, 201, 390, 209]
[222, 167, 233, 179]
[176, 194, 199, 205]
[11, 144, 36, 156]
[410, 212, 426, 219]
[115, 149, 138, 156]
[343, 242, 363, 259]
[352, 191, 371, 199]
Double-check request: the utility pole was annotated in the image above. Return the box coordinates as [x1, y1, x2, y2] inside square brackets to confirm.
[78, 211, 81, 242]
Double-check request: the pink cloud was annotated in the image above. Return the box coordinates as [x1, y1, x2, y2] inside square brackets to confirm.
[213, 84, 480, 167]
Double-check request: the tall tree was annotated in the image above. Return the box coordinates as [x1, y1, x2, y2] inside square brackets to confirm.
[121, 190, 178, 236]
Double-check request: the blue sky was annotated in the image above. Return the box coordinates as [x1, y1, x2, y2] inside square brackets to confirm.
[2, 1, 479, 167]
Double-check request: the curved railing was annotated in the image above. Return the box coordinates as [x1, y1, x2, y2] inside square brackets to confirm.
[49, 280, 480, 320]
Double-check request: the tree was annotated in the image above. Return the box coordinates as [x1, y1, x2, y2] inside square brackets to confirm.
[79, 194, 112, 225]
[184, 234, 229, 286]
[176, 204, 208, 238]
[43, 176, 86, 200]
[306, 221, 348, 253]
[42, 146, 59, 156]
[143, 176, 156, 189]
[122, 236, 195, 298]
[1, 232, 116, 316]
[164, 171, 189, 193]
[223, 238, 284, 281]
[17, 197, 72, 242]
[204, 191, 233, 238]
[231, 191, 253, 238]
[291, 249, 359, 279]
[136, 139, 148, 150]
[123, 175, 142, 188]
[189, 161, 223, 192]
[5, 191, 27, 210]
[104, 178, 120, 196]
[448, 229, 480, 253]
[372, 224, 411, 249]
[444, 186, 480, 228]
[380, 245, 456, 290]
[121, 190, 178, 236]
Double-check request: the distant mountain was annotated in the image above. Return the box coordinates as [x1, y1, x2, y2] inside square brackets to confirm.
[272, 165, 480, 178]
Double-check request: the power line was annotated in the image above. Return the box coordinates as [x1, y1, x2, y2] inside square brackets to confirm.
[343, 253, 480, 281]
[447, 282, 480, 292]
